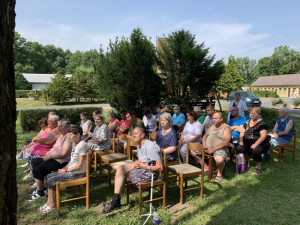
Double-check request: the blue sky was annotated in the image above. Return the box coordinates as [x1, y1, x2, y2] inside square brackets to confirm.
[16, 0, 300, 60]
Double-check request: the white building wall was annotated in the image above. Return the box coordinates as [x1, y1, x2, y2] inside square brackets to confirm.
[31, 83, 49, 90]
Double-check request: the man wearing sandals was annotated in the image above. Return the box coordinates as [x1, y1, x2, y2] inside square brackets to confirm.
[202, 112, 231, 184]
[102, 127, 163, 214]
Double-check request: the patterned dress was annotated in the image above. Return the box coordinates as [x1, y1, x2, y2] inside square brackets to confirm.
[87, 124, 111, 152]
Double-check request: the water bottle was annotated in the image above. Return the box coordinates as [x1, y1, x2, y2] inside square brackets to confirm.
[153, 208, 159, 224]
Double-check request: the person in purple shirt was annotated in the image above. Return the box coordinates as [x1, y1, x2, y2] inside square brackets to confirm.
[155, 112, 178, 162]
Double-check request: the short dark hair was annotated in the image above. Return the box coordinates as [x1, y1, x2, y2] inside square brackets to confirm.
[187, 110, 198, 121]
[127, 110, 136, 117]
[68, 125, 83, 136]
[93, 109, 101, 115]
[120, 110, 127, 115]
[38, 118, 48, 127]
[144, 108, 151, 115]
[80, 112, 88, 117]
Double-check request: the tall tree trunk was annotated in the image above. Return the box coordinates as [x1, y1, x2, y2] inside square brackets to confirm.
[0, 0, 17, 224]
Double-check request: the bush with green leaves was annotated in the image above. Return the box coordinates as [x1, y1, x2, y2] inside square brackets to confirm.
[260, 107, 278, 130]
[272, 98, 283, 106]
[251, 89, 278, 98]
[15, 90, 31, 98]
[293, 98, 300, 107]
[19, 107, 102, 131]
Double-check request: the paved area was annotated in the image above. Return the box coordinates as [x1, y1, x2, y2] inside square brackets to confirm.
[17, 103, 113, 111]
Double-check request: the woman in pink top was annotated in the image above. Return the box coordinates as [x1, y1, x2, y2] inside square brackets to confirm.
[25, 114, 60, 182]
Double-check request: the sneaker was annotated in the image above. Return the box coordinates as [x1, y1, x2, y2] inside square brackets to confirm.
[102, 201, 121, 214]
[16, 152, 23, 160]
[23, 174, 33, 181]
[21, 162, 29, 168]
[28, 192, 45, 201]
[32, 189, 47, 196]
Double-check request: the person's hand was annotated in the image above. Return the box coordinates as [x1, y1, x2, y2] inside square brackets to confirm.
[43, 152, 50, 161]
[250, 143, 258, 150]
[27, 146, 32, 153]
[88, 150, 94, 155]
[32, 137, 38, 142]
[22, 145, 28, 151]
[239, 141, 244, 146]
[58, 168, 66, 174]
[273, 133, 279, 139]
[134, 160, 143, 169]
[205, 147, 214, 154]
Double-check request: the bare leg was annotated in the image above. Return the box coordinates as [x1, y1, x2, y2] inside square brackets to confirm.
[47, 189, 56, 208]
[215, 156, 225, 177]
[190, 151, 209, 171]
[36, 179, 44, 191]
[114, 163, 135, 194]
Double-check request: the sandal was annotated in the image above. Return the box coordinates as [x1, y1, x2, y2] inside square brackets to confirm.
[39, 203, 48, 212]
[214, 176, 223, 184]
[41, 205, 56, 214]
[253, 168, 261, 175]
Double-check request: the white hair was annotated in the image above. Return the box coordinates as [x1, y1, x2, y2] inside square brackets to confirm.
[160, 112, 173, 126]
[49, 114, 60, 122]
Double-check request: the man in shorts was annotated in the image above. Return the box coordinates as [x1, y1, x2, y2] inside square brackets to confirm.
[202, 112, 231, 184]
[102, 127, 163, 214]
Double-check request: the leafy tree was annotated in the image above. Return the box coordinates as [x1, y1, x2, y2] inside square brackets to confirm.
[157, 30, 225, 110]
[48, 68, 72, 104]
[253, 45, 300, 78]
[70, 66, 94, 102]
[236, 57, 257, 85]
[95, 28, 162, 115]
[217, 56, 244, 97]
[65, 51, 83, 73]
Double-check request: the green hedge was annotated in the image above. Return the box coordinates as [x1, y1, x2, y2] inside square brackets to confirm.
[272, 98, 283, 106]
[19, 107, 102, 132]
[251, 89, 279, 98]
[293, 98, 300, 107]
[16, 90, 31, 98]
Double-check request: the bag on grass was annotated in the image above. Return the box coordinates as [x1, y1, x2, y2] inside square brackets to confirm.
[236, 153, 248, 174]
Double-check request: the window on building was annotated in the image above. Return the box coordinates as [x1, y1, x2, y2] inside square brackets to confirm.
[279, 88, 282, 94]
[284, 88, 286, 94]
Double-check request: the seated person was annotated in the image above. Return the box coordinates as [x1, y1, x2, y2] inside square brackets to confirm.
[155, 105, 167, 128]
[115, 111, 130, 136]
[87, 114, 111, 154]
[179, 110, 203, 164]
[202, 112, 231, 183]
[90, 109, 102, 133]
[227, 106, 246, 163]
[202, 105, 215, 131]
[39, 125, 88, 214]
[107, 113, 119, 133]
[172, 106, 185, 132]
[271, 107, 295, 146]
[236, 107, 269, 175]
[194, 106, 205, 124]
[155, 112, 178, 162]
[27, 114, 60, 182]
[30, 119, 72, 201]
[17, 117, 48, 165]
[123, 110, 145, 153]
[228, 92, 248, 122]
[142, 108, 158, 134]
[80, 112, 92, 137]
[245, 106, 262, 121]
[102, 127, 163, 214]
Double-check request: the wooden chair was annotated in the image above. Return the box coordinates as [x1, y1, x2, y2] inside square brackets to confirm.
[126, 149, 167, 215]
[56, 153, 90, 215]
[168, 143, 205, 204]
[272, 130, 297, 163]
[148, 131, 157, 141]
[101, 135, 129, 186]
[93, 131, 114, 176]
[127, 139, 138, 161]
[106, 139, 137, 187]
[205, 153, 226, 181]
[116, 134, 127, 153]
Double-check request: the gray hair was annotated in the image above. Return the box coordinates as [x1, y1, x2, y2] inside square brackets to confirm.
[280, 107, 289, 114]
[160, 112, 173, 126]
[173, 105, 180, 111]
[194, 106, 201, 113]
[48, 111, 57, 117]
[49, 114, 60, 122]
[59, 119, 70, 127]
[95, 113, 105, 122]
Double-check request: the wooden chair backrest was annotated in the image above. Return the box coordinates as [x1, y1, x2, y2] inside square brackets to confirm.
[293, 129, 297, 146]
[148, 131, 157, 141]
[127, 139, 138, 159]
[186, 143, 205, 166]
[111, 131, 116, 153]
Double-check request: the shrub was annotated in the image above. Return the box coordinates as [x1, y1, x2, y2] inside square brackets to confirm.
[293, 98, 300, 107]
[272, 98, 283, 106]
[283, 103, 287, 107]
[19, 107, 102, 132]
[251, 90, 278, 98]
[15, 90, 31, 98]
[260, 107, 278, 130]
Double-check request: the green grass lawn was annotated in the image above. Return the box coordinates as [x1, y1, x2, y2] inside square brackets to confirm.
[16, 98, 107, 108]
[16, 117, 300, 225]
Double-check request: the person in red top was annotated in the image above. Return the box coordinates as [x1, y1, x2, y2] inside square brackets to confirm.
[115, 111, 130, 135]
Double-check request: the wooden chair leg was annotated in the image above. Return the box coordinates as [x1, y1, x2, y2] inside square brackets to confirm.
[278, 147, 282, 163]
[99, 158, 102, 178]
[180, 175, 184, 204]
[208, 157, 213, 180]
[56, 184, 60, 215]
[139, 184, 142, 215]
[108, 166, 112, 188]
[163, 182, 166, 208]
[94, 154, 97, 172]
